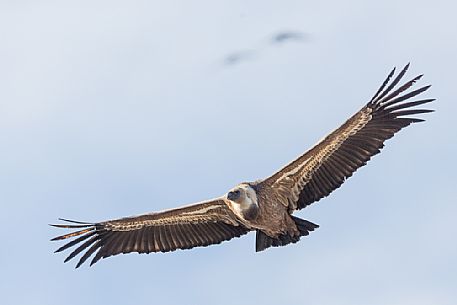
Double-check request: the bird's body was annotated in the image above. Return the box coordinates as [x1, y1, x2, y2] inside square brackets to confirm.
[52, 64, 434, 268]
[227, 183, 301, 238]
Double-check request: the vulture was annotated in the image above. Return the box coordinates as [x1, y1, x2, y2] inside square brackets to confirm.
[51, 64, 434, 268]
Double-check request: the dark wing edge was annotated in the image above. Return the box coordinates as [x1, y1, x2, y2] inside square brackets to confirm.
[50, 199, 249, 268]
[264, 63, 434, 210]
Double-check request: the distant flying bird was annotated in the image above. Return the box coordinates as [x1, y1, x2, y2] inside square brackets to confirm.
[223, 50, 257, 66]
[221, 30, 307, 67]
[271, 31, 307, 44]
[52, 64, 434, 268]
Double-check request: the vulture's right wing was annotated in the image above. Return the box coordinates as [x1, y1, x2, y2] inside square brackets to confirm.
[51, 198, 248, 268]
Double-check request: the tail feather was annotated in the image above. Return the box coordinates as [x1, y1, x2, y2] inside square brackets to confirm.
[255, 216, 318, 252]
[292, 216, 319, 236]
[256, 230, 273, 252]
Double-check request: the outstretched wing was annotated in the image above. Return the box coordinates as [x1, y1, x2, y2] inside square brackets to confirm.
[263, 64, 434, 211]
[51, 198, 248, 268]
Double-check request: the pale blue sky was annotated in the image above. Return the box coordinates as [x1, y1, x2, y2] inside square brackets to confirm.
[1, 1, 456, 304]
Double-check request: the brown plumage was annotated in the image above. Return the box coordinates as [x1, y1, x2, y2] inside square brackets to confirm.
[52, 64, 434, 268]
[52, 200, 248, 268]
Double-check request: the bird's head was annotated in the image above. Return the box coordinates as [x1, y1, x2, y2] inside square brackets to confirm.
[227, 184, 256, 203]
[226, 183, 259, 220]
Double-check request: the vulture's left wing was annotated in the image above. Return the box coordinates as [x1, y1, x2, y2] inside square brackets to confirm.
[262, 64, 434, 211]
[51, 199, 248, 268]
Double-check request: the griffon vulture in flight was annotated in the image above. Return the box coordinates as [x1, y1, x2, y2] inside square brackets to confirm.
[52, 64, 434, 268]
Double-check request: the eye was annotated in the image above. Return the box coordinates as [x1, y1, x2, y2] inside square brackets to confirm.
[234, 190, 240, 195]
